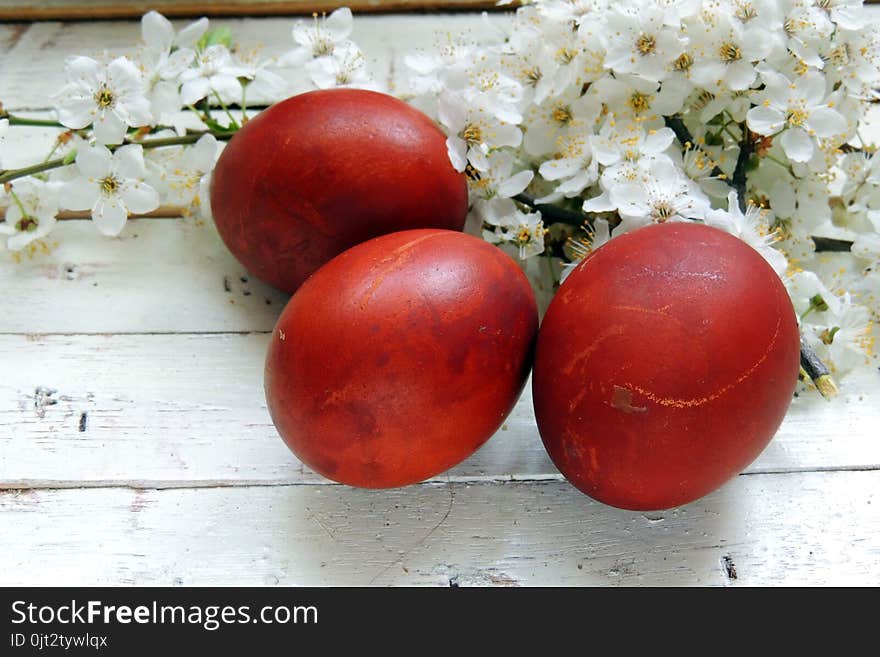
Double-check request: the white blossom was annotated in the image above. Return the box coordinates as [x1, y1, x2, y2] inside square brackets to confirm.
[55, 56, 152, 145]
[600, 3, 684, 83]
[62, 144, 160, 236]
[746, 70, 848, 163]
[705, 191, 788, 276]
[0, 179, 60, 251]
[306, 42, 371, 89]
[180, 45, 246, 106]
[437, 94, 522, 172]
[479, 198, 546, 258]
[280, 8, 353, 66]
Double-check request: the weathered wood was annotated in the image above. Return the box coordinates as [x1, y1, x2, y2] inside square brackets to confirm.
[0, 1, 510, 22]
[0, 333, 877, 488]
[0, 219, 290, 334]
[0, 472, 876, 586]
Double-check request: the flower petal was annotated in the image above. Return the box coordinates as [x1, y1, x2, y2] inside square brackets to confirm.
[806, 107, 847, 138]
[326, 7, 353, 41]
[747, 105, 785, 135]
[798, 71, 827, 107]
[65, 56, 103, 90]
[445, 137, 467, 172]
[780, 128, 814, 163]
[209, 74, 242, 103]
[56, 96, 97, 129]
[113, 144, 147, 180]
[180, 77, 211, 105]
[497, 170, 534, 198]
[93, 110, 127, 145]
[92, 197, 128, 236]
[539, 157, 580, 181]
[141, 11, 174, 53]
[76, 145, 113, 179]
[106, 57, 144, 96]
[176, 17, 209, 48]
[724, 60, 756, 92]
[120, 182, 160, 214]
[61, 179, 100, 211]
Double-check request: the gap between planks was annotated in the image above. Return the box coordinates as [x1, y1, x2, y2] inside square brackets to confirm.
[4, 466, 880, 492]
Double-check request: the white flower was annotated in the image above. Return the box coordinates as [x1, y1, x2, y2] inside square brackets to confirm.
[821, 0, 867, 31]
[537, 133, 598, 202]
[560, 217, 612, 283]
[688, 13, 771, 92]
[600, 4, 684, 83]
[55, 56, 152, 145]
[179, 45, 246, 106]
[783, 2, 834, 69]
[522, 90, 601, 157]
[437, 93, 522, 172]
[403, 34, 477, 97]
[468, 150, 534, 201]
[479, 198, 546, 259]
[591, 73, 689, 122]
[603, 157, 711, 232]
[140, 11, 201, 83]
[0, 179, 60, 251]
[705, 191, 788, 276]
[138, 11, 204, 123]
[306, 42, 371, 89]
[805, 292, 873, 375]
[62, 144, 160, 236]
[746, 69, 848, 163]
[280, 8, 353, 67]
[147, 134, 218, 210]
[443, 59, 524, 125]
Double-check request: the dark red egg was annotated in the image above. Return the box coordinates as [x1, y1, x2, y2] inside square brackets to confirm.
[265, 229, 538, 488]
[533, 222, 800, 510]
[210, 88, 468, 293]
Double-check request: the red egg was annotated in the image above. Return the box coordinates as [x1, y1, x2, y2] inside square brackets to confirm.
[533, 222, 800, 510]
[265, 229, 538, 488]
[210, 88, 468, 293]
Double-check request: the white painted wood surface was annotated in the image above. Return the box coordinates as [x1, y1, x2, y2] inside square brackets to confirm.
[1, 12, 879, 586]
[1, 473, 877, 586]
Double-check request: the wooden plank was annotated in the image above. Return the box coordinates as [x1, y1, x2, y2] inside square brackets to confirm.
[0, 333, 877, 487]
[0, 472, 876, 585]
[0, 1, 506, 22]
[0, 219, 290, 333]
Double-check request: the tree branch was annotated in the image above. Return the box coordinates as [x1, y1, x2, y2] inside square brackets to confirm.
[512, 193, 591, 227]
[0, 129, 237, 185]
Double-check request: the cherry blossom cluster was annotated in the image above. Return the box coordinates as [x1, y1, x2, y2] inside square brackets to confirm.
[401, 0, 878, 376]
[0, 8, 368, 246]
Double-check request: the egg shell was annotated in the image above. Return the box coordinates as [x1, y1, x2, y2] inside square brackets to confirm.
[210, 88, 468, 293]
[265, 229, 538, 488]
[532, 222, 801, 510]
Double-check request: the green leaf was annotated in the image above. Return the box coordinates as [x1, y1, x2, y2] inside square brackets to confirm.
[198, 26, 233, 50]
[62, 149, 78, 165]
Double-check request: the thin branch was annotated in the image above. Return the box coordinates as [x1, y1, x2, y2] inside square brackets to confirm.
[811, 236, 853, 252]
[731, 129, 752, 213]
[513, 192, 591, 227]
[0, 130, 237, 185]
[800, 336, 838, 399]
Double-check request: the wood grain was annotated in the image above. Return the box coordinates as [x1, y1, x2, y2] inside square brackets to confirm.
[0, 333, 877, 488]
[0, 473, 876, 586]
[0, 1, 509, 22]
